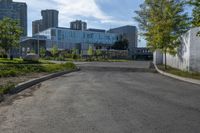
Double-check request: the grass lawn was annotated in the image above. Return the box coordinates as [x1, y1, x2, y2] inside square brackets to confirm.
[0, 58, 77, 94]
[0, 58, 52, 64]
[158, 65, 200, 80]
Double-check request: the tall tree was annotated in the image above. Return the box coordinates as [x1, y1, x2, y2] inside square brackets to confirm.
[0, 17, 22, 59]
[135, 0, 189, 69]
[189, 0, 200, 27]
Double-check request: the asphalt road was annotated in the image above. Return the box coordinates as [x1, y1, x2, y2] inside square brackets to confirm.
[0, 62, 200, 133]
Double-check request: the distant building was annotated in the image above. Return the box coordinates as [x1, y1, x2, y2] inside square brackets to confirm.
[32, 19, 43, 35]
[21, 27, 117, 56]
[108, 26, 138, 57]
[21, 20, 139, 59]
[70, 20, 87, 31]
[32, 9, 59, 35]
[0, 0, 27, 36]
[87, 28, 106, 33]
[41, 9, 59, 30]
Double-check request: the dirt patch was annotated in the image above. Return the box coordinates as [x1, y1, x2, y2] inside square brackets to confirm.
[0, 83, 42, 107]
[0, 73, 48, 87]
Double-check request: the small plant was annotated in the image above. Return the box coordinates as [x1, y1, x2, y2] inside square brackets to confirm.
[51, 45, 59, 58]
[40, 48, 46, 58]
[0, 82, 16, 94]
[29, 49, 36, 54]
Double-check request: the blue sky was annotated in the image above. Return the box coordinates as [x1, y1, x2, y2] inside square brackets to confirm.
[15, 0, 146, 47]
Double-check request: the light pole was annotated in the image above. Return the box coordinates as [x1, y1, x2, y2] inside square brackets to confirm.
[37, 24, 40, 56]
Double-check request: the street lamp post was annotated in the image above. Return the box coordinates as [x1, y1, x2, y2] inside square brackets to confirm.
[37, 24, 40, 56]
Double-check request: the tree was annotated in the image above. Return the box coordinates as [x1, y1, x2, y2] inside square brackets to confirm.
[135, 0, 189, 69]
[112, 39, 129, 50]
[189, 0, 200, 27]
[0, 17, 22, 59]
[96, 49, 102, 57]
[72, 48, 79, 59]
[87, 46, 94, 57]
[51, 46, 58, 57]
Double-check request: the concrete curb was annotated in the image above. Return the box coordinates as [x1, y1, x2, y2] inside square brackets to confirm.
[8, 69, 80, 95]
[154, 64, 200, 85]
[0, 94, 3, 102]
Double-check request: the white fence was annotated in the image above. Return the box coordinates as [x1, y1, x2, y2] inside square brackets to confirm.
[154, 27, 200, 72]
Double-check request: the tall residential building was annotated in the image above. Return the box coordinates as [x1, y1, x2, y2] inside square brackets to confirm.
[32, 19, 43, 35]
[0, 0, 27, 36]
[70, 20, 87, 31]
[108, 26, 138, 57]
[41, 9, 58, 30]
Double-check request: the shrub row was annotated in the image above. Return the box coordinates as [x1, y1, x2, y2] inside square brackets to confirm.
[0, 62, 76, 78]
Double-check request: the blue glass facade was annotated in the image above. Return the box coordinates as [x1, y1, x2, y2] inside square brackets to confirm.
[38, 27, 118, 53]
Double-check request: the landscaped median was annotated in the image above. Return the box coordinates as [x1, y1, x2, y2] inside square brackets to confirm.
[0, 59, 77, 99]
[155, 65, 200, 85]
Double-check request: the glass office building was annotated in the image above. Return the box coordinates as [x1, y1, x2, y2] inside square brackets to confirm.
[37, 27, 118, 54]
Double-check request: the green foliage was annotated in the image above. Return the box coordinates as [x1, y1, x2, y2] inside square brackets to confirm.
[0, 62, 77, 78]
[51, 45, 59, 57]
[29, 49, 36, 54]
[0, 62, 77, 94]
[40, 48, 46, 58]
[0, 17, 22, 54]
[0, 83, 15, 94]
[135, 0, 190, 68]
[72, 48, 80, 59]
[158, 65, 200, 80]
[96, 49, 102, 57]
[189, 0, 200, 27]
[135, 0, 189, 52]
[112, 39, 129, 50]
[62, 62, 77, 70]
[87, 46, 94, 56]
[0, 58, 53, 64]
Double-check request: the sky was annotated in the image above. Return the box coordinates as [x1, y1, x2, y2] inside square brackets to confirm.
[15, 0, 146, 47]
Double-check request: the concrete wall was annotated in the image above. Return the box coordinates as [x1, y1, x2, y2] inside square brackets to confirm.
[154, 27, 200, 72]
[189, 28, 200, 72]
[153, 50, 163, 65]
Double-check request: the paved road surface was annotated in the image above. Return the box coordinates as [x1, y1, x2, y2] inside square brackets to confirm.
[0, 62, 200, 133]
[76, 61, 151, 68]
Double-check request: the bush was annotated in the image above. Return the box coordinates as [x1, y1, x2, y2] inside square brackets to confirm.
[0, 82, 15, 94]
[63, 62, 77, 70]
[0, 70, 18, 77]
[0, 62, 77, 78]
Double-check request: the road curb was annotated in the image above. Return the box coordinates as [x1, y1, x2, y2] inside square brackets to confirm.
[154, 64, 200, 85]
[0, 94, 3, 102]
[8, 68, 80, 95]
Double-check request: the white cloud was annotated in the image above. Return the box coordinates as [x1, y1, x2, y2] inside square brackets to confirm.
[14, 0, 134, 35]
